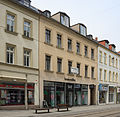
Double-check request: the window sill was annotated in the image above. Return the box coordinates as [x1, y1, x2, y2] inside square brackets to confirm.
[76, 53, 82, 56]
[92, 77, 96, 79]
[56, 72, 64, 75]
[44, 70, 54, 73]
[5, 29, 18, 36]
[56, 46, 64, 50]
[91, 58, 95, 61]
[84, 56, 89, 59]
[67, 73, 74, 76]
[99, 61, 103, 64]
[104, 63, 107, 65]
[76, 74, 82, 78]
[22, 35, 33, 41]
[67, 50, 73, 53]
[84, 76, 90, 78]
[44, 42, 53, 46]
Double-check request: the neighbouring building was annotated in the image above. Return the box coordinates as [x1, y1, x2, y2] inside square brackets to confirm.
[98, 40, 120, 104]
[39, 11, 98, 107]
[0, 0, 40, 109]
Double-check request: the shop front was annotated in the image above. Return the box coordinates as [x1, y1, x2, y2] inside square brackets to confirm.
[117, 87, 120, 104]
[44, 81, 89, 107]
[81, 84, 88, 105]
[109, 86, 115, 103]
[99, 84, 108, 104]
[0, 82, 34, 106]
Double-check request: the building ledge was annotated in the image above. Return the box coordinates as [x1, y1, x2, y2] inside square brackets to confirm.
[44, 70, 54, 73]
[56, 46, 64, 50]
[56, 72, 64, 75]
[22, 35, 33, 41]
[44, 42, 53, 46]
[5, 29, 18, 36]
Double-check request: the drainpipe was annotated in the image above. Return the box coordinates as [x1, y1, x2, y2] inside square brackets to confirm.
[25, 74, 28, 109]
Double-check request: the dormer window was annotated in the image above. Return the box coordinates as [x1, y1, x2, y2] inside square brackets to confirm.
[61, 15, 69, 27]
[80, 25, 86, 36]
[23, 0, 31, 7]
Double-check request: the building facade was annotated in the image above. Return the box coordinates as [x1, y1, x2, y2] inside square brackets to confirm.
[0, 0, 39, 109]
[39, 12, 98, 107]
[98, 40, 120, 105]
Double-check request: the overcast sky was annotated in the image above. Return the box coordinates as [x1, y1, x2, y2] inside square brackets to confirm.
[31, 0, 120, 51]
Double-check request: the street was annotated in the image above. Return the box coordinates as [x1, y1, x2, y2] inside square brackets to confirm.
[1, 104, 120, 117]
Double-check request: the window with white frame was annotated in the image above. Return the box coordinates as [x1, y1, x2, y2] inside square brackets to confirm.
[7, 14, 15, 32]
[24, 21, 31, 37]
[116, 59, 118, 68]
[61, 15, 69, 27]
[109, 71, 111, 81]
[45, 55, 51, 71]
[104, 70, 107, 81]
[112, 72, 115, 82]
[116, 73, 118, 82]
[99, 69, 102, 81]
[99, 51, 102, 63]
[6, 46, 14, 64]
[80, 25, 86, 36]
[24, 49, 31, 67]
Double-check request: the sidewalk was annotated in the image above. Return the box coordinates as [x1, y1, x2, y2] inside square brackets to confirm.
[0, 104, 120, 117]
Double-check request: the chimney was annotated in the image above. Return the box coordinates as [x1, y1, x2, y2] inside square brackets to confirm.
[109, 45, 112, 50]
[118, 51, 120, 54]
[95, 37, 98, 41]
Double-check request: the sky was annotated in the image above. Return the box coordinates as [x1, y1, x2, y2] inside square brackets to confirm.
[31, 0, 120, 51]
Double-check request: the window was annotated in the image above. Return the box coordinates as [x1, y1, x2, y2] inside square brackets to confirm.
[109, 55, 111, 66]
[109, 71, 111, 81]
[45, 55, 51, 71]
[104, 70, 107, 81]
[68, 39, 72, 51]
[57, 34, 62, 48]
[7, 14, 15, 32]
[99, 51, 102, 63]
[112, 57, 114, 67]
[91, 48, 94, 59]
[57, 58, 62, 72]
[77, 63, 80, 75]
[6, 46, 14, 64]
[99, 69, 102, 81]
[24, 21, 31, 37]
[61, 15, 69, 27]
[104, 53, 107, 64]
[24, 49, 31, 67]
[68, 61, 72, 74]
[45, 29, 51, 44]
[91, 67, 94, 78]
[112, 72, 115, 82]
[85, 65, 88, 77]
[84, 46, 88, 57]
[76, 42, 80, 54]
[116, 59, 118, 68]
[80, 25, 86, 36]
[116, 73, 118, 82]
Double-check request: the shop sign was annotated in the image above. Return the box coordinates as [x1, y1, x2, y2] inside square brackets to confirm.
[117, 88, 120, 93]
[71, 67, 78, 74]
[67, 84, 73, 89]
[99, 84, 108, 91]
[74, 84, 80, 88]
[0, 84, 34, 89]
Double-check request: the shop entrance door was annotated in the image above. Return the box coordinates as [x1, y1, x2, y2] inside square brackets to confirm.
[90, 88, 94, 105]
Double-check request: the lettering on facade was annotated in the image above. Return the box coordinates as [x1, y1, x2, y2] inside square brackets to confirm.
[64, 77, 76, 81]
